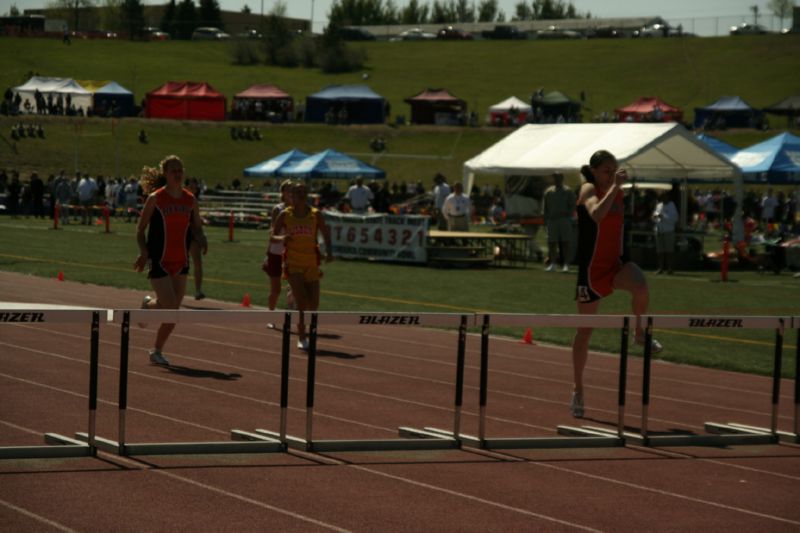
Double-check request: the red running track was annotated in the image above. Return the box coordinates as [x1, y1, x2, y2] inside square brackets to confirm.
[1, 271, 799, 531]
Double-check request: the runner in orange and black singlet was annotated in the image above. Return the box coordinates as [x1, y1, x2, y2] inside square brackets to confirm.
[575, 186, 627, 303]
[146, 186, 194, 279]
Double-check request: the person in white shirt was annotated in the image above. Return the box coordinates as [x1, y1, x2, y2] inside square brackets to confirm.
[652, 190, 679, 274]
[442, 182, 471, 232]
[761, 189, 778, 228]
[77, 174, 98, 225]
[432, 173, 451, 230]
[345, 177, 373, 213]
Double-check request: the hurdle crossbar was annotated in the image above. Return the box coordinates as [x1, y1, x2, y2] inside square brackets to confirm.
[275, 312, 466, 453]
[0, 307, 100, 459]
[430, 314, 629, 450]
[91, 309, 289, 456]
[629, 315, 786, 447]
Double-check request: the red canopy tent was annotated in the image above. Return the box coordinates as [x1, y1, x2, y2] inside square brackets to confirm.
[614, 96, 683, 123]
[232, 84, 293, 121]
[145, 81, 226, 121]
[404, 88, 466, 125]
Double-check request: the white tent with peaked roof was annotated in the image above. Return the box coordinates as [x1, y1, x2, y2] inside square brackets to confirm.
[463, 123, 743, 239]
[13, 76, 92, 114]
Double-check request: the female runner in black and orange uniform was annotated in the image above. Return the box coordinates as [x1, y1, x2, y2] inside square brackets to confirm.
[571, 150, 661, 418]
[134, 155, 207, 366]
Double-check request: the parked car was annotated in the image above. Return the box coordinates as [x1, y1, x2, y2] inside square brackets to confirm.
[392, 28, 436, 41]
[191, 26, 231, 40]
[437, 26, 473, 40]
[481, 25, 526, 39]
[87, 29, 118, 39]
[730, 23, 769, 35]
[143, 27, 169, 40]
[338, 26, 376, 41]
[535, 25, 583, 39]
[586, 27, 624, 39]
[237, 29, 262, 39]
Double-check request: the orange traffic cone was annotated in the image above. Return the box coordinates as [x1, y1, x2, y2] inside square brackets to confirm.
[240, 293, 251, 307]
[56, 271, 64, 281]
[519, 327, 534, 345]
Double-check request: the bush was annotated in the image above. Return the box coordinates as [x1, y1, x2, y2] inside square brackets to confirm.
[230, 40, 261, 65]
[293, 35, 317, 68]
[317, 43, 367, 73]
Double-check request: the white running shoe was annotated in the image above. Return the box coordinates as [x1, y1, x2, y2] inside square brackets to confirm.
[266, 322, 276, 330]
[570, 391, 585, 418]
[561, 264, 569, 273]
[138, 295, 152, 328]
[149, 349, 170, 366]
[545, 263, 556, 272]
[297, 338, 309, 351]
[634, 337, 663, 354]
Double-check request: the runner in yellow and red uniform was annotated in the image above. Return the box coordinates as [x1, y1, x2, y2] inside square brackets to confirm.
[134, 155, 207, 366]
[271, 183, 333, 350]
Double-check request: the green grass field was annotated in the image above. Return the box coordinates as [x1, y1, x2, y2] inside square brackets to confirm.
[0, 217, 797, 378]
[1, 35, 798, 379]
[1, 34, 798, 184]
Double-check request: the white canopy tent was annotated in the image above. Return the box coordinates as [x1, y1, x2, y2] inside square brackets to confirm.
[487, 96, 532, 125]
[463, 123, 743, 239]
[12, 76, 93, 114]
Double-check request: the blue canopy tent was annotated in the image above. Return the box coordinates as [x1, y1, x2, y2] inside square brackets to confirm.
[695, 133, 739, 158]
[243, 149, 309, 177]
[694, 96, 765, 130]
[730, 132, 800, 184]
[277, 149, 386, 180]
[305, 85, 387, 124]
[93, 81, 136, 117]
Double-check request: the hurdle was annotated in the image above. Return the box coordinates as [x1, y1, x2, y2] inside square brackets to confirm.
[257, 312, 467, 452]
[0, 305, 101, 459]
[82, 309, 289, 456]
[597, 315, 786, 447]
[420, 314, 630, 449]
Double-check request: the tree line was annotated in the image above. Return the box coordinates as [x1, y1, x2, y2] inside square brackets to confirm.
[328, 0, 587, 26]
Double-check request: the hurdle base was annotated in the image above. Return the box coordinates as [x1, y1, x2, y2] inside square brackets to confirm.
[705, 422, 793, 443]
[254, 428, 458, 453]
[581, 424, 777, 447]
[0, 433, 94, 459]
[75, 431, 284, 456]
[410, 426, 622, 449]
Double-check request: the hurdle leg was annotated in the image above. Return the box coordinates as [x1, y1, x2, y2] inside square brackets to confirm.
[795, 326, 799, 440]
[87, 311, 100, 456]
[304, 313, 319, 451]
[118, 311, 130, 455]
[640, 317, 653, 443]
[617, 317, 629, 440]
[478, 314, 490, 446]
[279, 312, 292, 445]
[770, 320, 784, 436]
[452, 315, 468, 441]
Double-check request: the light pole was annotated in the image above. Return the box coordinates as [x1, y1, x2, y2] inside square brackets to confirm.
[310, 0, 315, 34]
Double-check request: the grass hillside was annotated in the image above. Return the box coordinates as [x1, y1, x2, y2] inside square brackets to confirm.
[1, 35, 797, 183]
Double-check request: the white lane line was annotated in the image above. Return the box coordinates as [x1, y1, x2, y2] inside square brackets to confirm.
[529, 460, 800, 526]
[0, 499, 78, 532]
[348, 464, 601, 532]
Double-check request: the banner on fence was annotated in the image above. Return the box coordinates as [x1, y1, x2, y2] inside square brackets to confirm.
[323, 212, 429, 263]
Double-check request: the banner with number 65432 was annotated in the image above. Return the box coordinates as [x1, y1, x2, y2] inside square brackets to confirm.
[323, 212, 430, 263]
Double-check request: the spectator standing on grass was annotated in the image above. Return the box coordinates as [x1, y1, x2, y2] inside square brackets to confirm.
[432, 173, 451, 231]
[135, 156, 207, 366]
[761, 188, 778, 231]
[124, 177, 139, 222]
[29, 171, 45, 218]
[7, 171, 20, 218]
[77, 173, 97, 225]
[442, 182, 471, 232]
[652, 190, 679, 275]
[55, 173, 72, 223]
[262, 179, 295, 313]
[542, 172, 575, 273]
[571, 150, 661, 419]
[345, 177, 373, 213]
[271, 183, 333, 351]
[184, 176, 206, 299]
